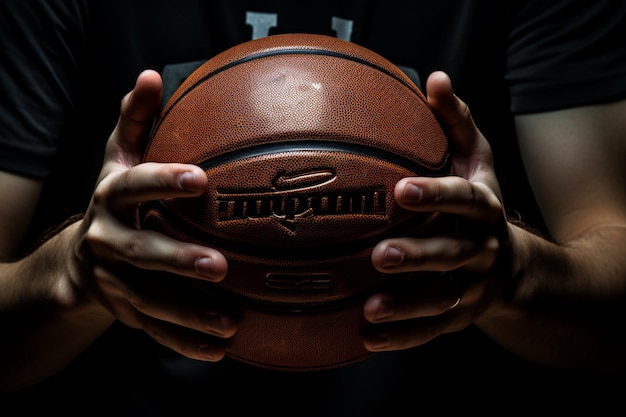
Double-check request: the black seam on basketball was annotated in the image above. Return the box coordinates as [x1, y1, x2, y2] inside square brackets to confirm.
[152, 48, 427, 135]
[196, 140, 450, 173]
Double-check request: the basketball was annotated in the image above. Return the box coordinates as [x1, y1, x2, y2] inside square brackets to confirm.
[140, 33, 452, 371]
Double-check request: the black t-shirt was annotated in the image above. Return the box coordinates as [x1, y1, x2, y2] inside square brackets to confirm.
[2, 0, 626, 240]
[1, 0, 626, 414]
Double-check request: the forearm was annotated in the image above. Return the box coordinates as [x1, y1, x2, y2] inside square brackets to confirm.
[477, 223, 626, 371]
[0, 220, 114, 392]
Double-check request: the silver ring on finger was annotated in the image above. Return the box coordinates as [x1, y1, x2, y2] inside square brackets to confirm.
[446, 274, 463, 310]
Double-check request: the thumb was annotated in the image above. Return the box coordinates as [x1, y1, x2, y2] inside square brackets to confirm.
[426, 71, 501, 196]
[425, 71, 478, 157]
[102, 70, 163, 174]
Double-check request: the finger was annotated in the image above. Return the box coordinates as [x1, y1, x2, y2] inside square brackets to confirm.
[144, 320, 230, 362]
[425, 71, 479, 156]
[86, 220, 228, 282]
[95, 162, 208, 215]
[362, 312, 471, 353]
[393, 176, 503, 223]
[100, 70, 163, 180]
[115, 69, 163, 151]
[426, 71, 500, 193]
[94, 265, 236, 340]
[101, 289, 230, 362]
[363, 273, 462, 323]
[371, 234, 489, 274]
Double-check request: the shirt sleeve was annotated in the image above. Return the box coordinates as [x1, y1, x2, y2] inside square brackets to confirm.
[505, 0, 626, 114]
[0, 0, 90, 177]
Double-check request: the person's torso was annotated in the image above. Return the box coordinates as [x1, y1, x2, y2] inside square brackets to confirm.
[8, 1, 625, 413]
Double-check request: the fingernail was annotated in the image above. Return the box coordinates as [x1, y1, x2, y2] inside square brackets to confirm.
[403, 183, 423, 204]
[369, 335, 390, 350]
[178, 171, 197, 190]
[383, 247, 404, 267]
[374, 300, 395, 321]
[195, 257, 215, 278]
[199, 345, 216, 360]
[207, 313, 225, 336]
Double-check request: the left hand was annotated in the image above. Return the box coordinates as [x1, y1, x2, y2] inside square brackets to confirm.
[363, 71, 510, 352]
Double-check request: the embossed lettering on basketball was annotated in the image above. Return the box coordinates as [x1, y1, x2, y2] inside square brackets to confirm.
[141, 33, 452, 371]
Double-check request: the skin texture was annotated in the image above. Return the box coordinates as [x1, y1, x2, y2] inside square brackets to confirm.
[365, 72, 626, 369]
[1, 70, 625, 392]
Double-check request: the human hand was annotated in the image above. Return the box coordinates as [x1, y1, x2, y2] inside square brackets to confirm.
[76, 70, 237, 362]
[363, 71, 508, 352]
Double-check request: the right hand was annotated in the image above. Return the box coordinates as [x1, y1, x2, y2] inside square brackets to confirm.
[76, 70, 237, 362]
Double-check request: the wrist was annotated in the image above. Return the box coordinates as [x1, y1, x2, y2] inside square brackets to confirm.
[34, 217, 113, 324]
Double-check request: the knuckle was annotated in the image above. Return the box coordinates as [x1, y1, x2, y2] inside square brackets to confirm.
[84, 221, 107, 255]
[170, 245, 192, 269]
[124, 286, 145, 312]
[120, 234, 146, 264]
[92, 181, 108, 205]
[144, 321, 167, 346]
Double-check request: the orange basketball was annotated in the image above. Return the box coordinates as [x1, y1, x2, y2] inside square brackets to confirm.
[140, 33, 452, 371]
